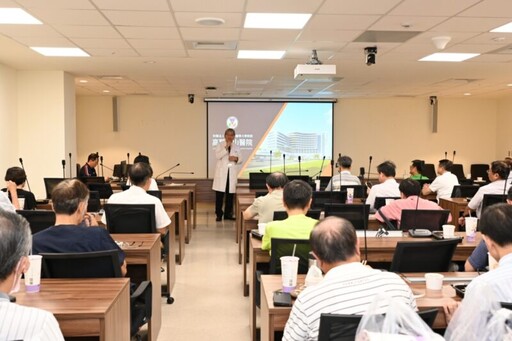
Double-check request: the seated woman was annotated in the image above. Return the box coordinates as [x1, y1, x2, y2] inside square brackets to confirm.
[2, 167, 36, 210]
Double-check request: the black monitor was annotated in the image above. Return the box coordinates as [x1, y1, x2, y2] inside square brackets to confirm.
[287, 175, 310, 183]
[249, 172, 269, 189]
[87, 191, 101, 213]
[113, 164, 123, 178]
[87, 183, 113, 200]
[400, 209, 450, 231]
[43, 178, 65, 200]
[147, 190, 162, 201]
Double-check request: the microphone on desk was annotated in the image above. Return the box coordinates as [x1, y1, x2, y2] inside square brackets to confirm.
[155, 163, 180, 179]
[312, 156, 326, 179]
[68, 152, 72, 178]
[18, 157, 32, 192]
[366, 156, 373, 186]
[298, 156, 302, 176]
[100, 155, 104, 177]
[453, 150, 456, 163]
[127, 152, 130, 164]
[283, 154, 286, 174]
[269, 150, 272, 173]
[61, 159, 66, 178]
[444, 151, 447, 159]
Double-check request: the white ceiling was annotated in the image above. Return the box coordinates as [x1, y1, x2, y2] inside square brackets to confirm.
[1, 0, 512, 99]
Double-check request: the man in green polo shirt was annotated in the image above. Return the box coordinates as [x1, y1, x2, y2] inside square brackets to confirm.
[409, 159, 429, 180]
[262, 180, 318, 250]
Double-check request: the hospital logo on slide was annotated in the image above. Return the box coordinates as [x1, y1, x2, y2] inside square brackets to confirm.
[226, 116, 238, 129]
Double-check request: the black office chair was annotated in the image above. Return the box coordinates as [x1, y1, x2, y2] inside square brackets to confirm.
[470, 164, 490, 181]
[317, 309, 438, 341]
[87, 183, 113, 200]
[501, 302, 512, 310]
[312, 191, 347, 210]
[104, 204, 157, 234]
[40, 250, 152, 338]
[272, 209, 322, 221]
[399, 209, 450, 231]
[16, 210, 55, 234]
[287, 175, 310, 182]
[423, 164, 437, 180]
[389, 239, 459, 272]
[451, 164, 466, 182]
[482, 194, 507, 213]
[43, 178, 65, 199]
[319, 176, 332, 190]
[450, 185, 479, 198]
[147, 190, 162, 201]
[339, 185, 365, 198]
[374, 197, 400, 211]
[255, 191, 267, 198]
[121, 184, 130, 191]
[324, 203, 370, 230]
[87, 190, 101, 213]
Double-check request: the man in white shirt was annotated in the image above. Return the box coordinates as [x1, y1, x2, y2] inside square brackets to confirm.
[243, 172, 288, 223]
[103, 162, 170, 234]
[365, 161, 400, 210]
[0, 210, 64, 341]
[282, 216, 416, 341]
[325, 155, 361, 191]
[445, 204, 512, 340]
[125, 154, 159, 190]
[422, 159, 459, 202]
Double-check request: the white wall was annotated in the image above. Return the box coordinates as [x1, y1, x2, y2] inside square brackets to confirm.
[0, 64, 18, 172]
[496, 98, 512, 159]
[76, 96, 499, 180]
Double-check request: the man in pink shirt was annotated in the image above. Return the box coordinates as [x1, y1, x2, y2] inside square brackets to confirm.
[375, 179, 451, 227]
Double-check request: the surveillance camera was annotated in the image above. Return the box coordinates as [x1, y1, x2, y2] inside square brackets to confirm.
[188, 94, 194, 104]
[364, 47, 377, 66]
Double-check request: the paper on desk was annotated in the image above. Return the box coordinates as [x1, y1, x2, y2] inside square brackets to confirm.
[405, 277, 475, 283]
[356, 230, 403, 238]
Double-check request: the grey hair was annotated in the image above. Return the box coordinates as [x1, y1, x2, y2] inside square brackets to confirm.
[0, 210, 31, 281]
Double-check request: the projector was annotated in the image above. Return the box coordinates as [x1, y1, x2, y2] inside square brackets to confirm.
[294, 64, 336, 80]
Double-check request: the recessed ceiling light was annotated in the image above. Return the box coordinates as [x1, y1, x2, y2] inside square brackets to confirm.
[0, 8, 42, 24]
[237, 50, 285, 59]
[195, 17, 225, 26]
[491, 21, 512, 33]
[102, 90, 110, 93]
[464, 92, 471, 96]
[79, 79, 88, 83]
[419, 53, 479, 62]
[508, 84, 512, 87]
[244, 13, 311, 29]
[30, 47, 89, 57]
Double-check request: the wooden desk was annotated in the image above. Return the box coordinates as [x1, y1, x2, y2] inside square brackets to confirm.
[249, 233, 480, 341]
[112, 233, 162, 341]
[16, 278, 130, 341]
[162, 197, 186, 264]
[259, 272, 478, 341]
[237, 196, 257, 260]
[161, 187, 195, 242]
[440, 198, 468, 228]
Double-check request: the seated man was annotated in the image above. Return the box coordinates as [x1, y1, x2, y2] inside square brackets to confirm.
[283, 216, 416, 341]
[32, 179, 127, 276]
[2, 167, 36, 210]
[125, 154, 158, 190]
[0, 180, 18, 212]
[79, 152, 99, 177]
[243, 172, 288, 224]
[365, 161, 400, 210]
[0, 210, 64, 340]
[409, 159, 429, 180]
[262, 180, 318, 251]
[325, 155, 361, 191]
[422, 159, 459, 202]
[375, 179, 451, 227]
[445, 204, 512, 339]
[103, 162, 170, 235]
[465, 186, 512, 271]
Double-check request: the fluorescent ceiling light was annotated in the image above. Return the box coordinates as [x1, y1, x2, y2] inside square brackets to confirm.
[0, 8, 42, 24]
[30, 47, 90, 57]
[491, 21, 512, 33]
[244, 13, 311, 29]
[237, 50, 285, 59]
[419, 53, 479, 62]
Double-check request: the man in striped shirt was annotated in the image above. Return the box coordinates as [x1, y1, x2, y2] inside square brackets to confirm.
[0, 210, 64, 340]
[283, 216, 416, 341]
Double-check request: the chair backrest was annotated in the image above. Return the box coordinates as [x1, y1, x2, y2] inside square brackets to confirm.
[374, 197, 400, 210]
[423, 163, 437, 180]
[287, 175, 311, 183]
[146, 190, 162, 201]
[317, 309, 439, 341]
[79, 176, 105, 185]
[399, 209, 450, 231]
[390, 239, 459, 272]
[87, 190, 101, 213]
[470, 164, 490, 181]
[41, 250, 122, 278]
[482, 194, 507, 213]
[501, 302, 512, 310]
[319, 176, 332, 191]
[87, 183, 113, 199]
[451, 164, 465, 181]
[120, 183, 130, 191]
[43, 178, 65, 199]
[312, 191, 347, 210]
[269, 238, 311, 274]
[339, 185, 365, 198]
[255, 191, 267, 198]
[272, 210, 321, 221]
[104, 203, 157, 233]
[16, 210, 56, 234]
[451, 185, 480, 198]
[249, 172, 270, 189]
[324, 203, 370, 230]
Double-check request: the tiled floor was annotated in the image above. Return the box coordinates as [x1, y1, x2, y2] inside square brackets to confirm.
[157, 203, 250, 340]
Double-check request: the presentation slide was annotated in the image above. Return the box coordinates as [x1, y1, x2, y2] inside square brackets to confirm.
[207, 101, 333, 179]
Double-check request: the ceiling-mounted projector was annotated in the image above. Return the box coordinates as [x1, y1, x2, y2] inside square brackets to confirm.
[294, 64, 336, 80]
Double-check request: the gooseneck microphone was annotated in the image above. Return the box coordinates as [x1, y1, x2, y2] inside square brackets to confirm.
[61, 159, 66, 178]
[269, 150, 272, 173]
[444, 151, 447, 159]
[18, 158, 32, 192]
[100, 155, 104, 177]
[366, 156, 373, 185]
[68, 152, 72, 178]
[155, 163, 181, 179]
[283, 154, 286, 174]
[298, 156, 302, 176]
[317, 156, 326, 179]
[452, 150, 456, 163]
[127, 152, 130, 164]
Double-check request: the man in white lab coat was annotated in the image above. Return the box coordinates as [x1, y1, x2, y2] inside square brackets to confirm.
[212, 128, 242, 221]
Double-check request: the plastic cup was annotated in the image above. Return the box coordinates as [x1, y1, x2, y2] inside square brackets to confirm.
[257, 223, 266, 235]
[25, 255, 42, 293]
[346, 188, 354, 204]
[18, 198, 25, 209]
[477, 177, 483, 181]
[465, 217, 478, 241]
[280, 256, 299, 293]
[314, 179, 320, 191]
[488, 252, 499, 271]
[443, 224, 455, 238]
[425, 273, 444, 297]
